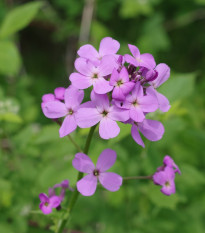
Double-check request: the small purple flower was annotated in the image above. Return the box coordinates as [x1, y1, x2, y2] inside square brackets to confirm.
[72, 149, 123, 196]
[69, 56, 118, 94]
[153, 166, 176, 196]
[39, 193, 61, 215]
[124, 44, 156, 70]
[77, 37, 120, 63]
[76, 91, 129, 139]
[131, 119, 165, 147]
[115, 82, 158, 123]
[54, 87, 66, 100]
[163, 155, 181, 175]
[110, 67, 135, 101]
[42, 85, 84, 137]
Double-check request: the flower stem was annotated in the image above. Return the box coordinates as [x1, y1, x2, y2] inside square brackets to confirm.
[56, 125, 97, 233]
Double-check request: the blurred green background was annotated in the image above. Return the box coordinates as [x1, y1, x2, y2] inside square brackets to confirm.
[0, 0, 205, 232]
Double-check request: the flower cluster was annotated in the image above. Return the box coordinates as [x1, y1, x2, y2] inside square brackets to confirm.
[153, 156, 181, 196]
[42, 37, 170, 147]
[39, 180, 71, 214]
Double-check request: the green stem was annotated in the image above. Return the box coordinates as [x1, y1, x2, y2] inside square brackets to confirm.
[56, 125, 97, 233]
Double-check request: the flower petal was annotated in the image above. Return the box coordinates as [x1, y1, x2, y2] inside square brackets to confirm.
[74, 58, 94, 76]
[49, 196, 61, 208]
[138, 119, 164, 141]
[76, 107, 101, 128]
[153, 63, 170, 88]
[91, 91, 110, 111]
[156, 91, 170, 112]
[99, 172, 122, 191]
[77, 44, 99, 61]
[59, 115, 77, 137]
[96, 149, 117, 172]
[42, 101, 67, 119]
[99, 37, 120, 57]
[138, 96, 158, 112]
[140, 53, 156, 69]
[69, 72, 92, 90]
[39, 203, 52, 215]
[72, 153, 95, 173]
[64, 86, 84, 109]
[99, 55, 118, 76]
[124, 54, 138, 67]
[93, 77, 113, 94]
[130, 107, 145, 122]
[39, 193, 49, 202]
[128, 44, 140, 58]
[108, 106, 129, 122]
[77, 174, 97, 196]
[54, 87, 65, 100]
[99, 118, 120, 139]
[131, 124, 145, 147]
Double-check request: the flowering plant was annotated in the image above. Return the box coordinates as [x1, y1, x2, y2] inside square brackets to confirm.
[39, 37, 180, 232]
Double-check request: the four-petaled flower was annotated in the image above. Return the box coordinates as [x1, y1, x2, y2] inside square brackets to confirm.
[39, 193, 61, 215]
[72, 149, 123, 196]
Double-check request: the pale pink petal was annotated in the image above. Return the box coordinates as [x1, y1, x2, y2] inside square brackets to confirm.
[110, 68, 120, 86]
[138, 96, 158, 112]
[59, 115, 77, 137]
[93, 77, 113, 94]
[76, 108, 101, 128]
[42, 101, 67, 119]
[131, 124, 145, 147]
[74, 58, 94, 76]
[120, 82, 135, 95]
[140, 53, 156, 69]
[108, 106, 129, 122]
[77, 44, 99, 60]
[99, 118, 120, 139]
[130, 107, 145, 122]
[72, 153, 95, 173]
[77, 174, 97, 196]
[119, 66, 129, 82]
[96, 149, 117, 172]
[99, 37, 120, 57]
[69, 72, 92, 89]
[64, 86, 84, 109]
[112, 86, 125, 100]
[124, 54, 138, 67]
[131, 82, 143, 98]
[99, 172, 122, 191]
[42, 94, 56, 103]
[128, 44, 140, 58]
[99, 55, 118, 76]
[138, 119, 164, 141]
[153, 63, 170, 88]
[91, 91, 110, 111]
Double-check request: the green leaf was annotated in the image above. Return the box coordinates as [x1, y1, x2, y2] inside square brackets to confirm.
[159, 72, 197, 103]
[0, 41, 21, 75]
[0, 1, 43, 38]
[0, 112, 22, 123]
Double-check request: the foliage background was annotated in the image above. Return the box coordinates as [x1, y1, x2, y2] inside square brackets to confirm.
[0, 0, 205, 232]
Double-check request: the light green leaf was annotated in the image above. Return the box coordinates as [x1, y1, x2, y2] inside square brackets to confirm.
[158, 72, 197, 102]
[0, 112, 22, 123]
[0, 41, 21, 75]
[0, 1, 43, 38]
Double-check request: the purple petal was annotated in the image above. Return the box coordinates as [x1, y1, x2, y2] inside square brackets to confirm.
[138, 119, 164, 141]
[112, 86, 126, 100]
[99, 55, 118, 76]
[161, 179, 176, 196]
[156, 91, 170, 112]
[131, 124, 145, 147]
[99, 118, 120, 139]
[39, 193, 49, 203]
[77, 44, 99, 61]
[91, 91, 110, 111]
[72, 153, 95, 173]
[64, 85, 84, 109]
[48, 188, 55, 197]
[119, 67, 129, 82]
[138, 96, 158, 112]
[54, 87, 65, 100]
[96, 149, 117, 172]
[99, 172, 122, 191]
[49, 196, 61, 208]
[69, 72, 92, 90]
[93, 77, 113, 94]
[59, 115, 77, 137]
[130, 107, 145, 122]
[108, 106, 130, 122]
[74, 58, 94, 76]
[42, 101, 67, 119]
[140, 53, 156, 69]
[99, 37, 120, 57]
[110, 68, 120, 86]
[128, 44, 140, 58]
[124, 54, 138, 67]
[163, 155, 181, 175]
[76, 107, 101, 128]
[131, 82, 144, 98]
[153, 63, 170, 88]
[39, 203, 52, 215]
[77, 174, 97, 196]
[42, 94, 56, 103]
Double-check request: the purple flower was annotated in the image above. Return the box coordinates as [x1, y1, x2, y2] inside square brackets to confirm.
[39, 193, 61, 215]
[153, 166, 176, 196]
[69, 56, 118, 94]
[76, 91, 129, 139]
[42, 93, 56, 103]
[77, 37, 120, 63]
[131, 119, 165, 147]
[109, 67, 135, 101]
[72, 149, 123, 196]
[163, 155, 181, 175]
[115, 82, 158, 123]
[124, 44, 156, 70]
[146, 63, 171, 112]
[54, 87, 66, 100]
[42, 85, 84, 137]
